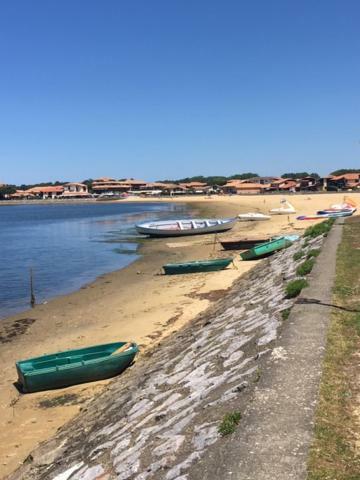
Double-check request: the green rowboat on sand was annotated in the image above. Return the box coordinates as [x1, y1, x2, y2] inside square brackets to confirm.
[16, 341, 138, 393]
[163, 257, 233, 275]
[240, 237, 292, 261]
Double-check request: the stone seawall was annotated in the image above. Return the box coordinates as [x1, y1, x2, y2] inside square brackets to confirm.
[9, 234, 325, 480]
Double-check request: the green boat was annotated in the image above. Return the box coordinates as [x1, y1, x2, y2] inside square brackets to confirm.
[163, 257, 233, 275]
[16, 341, 138, 393]
[240, 237, 292, 260]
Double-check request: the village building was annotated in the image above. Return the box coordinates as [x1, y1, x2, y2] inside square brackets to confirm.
[269, 176, 318, 192]
[91, 178, 129, 195]
[61, 183, 91, 198]
[246, 176, 281, 185]
[9, 190, 36, 199]
[28, 186, 65, 199]
[138, 182, 180, 195]
[222, 180, 268, 194]
[121, 179, 147, 191]
[269, 178, 298, 191]
[179, 181, 208, 194]
[91, 178, 147, 194]
[297, 176, 319, 191]
[323, 173, 360, 191]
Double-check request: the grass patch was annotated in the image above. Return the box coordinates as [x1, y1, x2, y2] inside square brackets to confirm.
[296, 258, 315, 276]
[281, 307, 291, 320]
[293, 250, 305, 261]
[254, 367, 261, 382]
[285, 279, 308, 298]
[304, 218, 335, 239]
[307, 217, 360, 479]
[218, 411, 242, 436]
[307, 248, 321, 259]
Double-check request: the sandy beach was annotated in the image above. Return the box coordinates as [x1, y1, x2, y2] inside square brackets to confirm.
[0, 192, 359, 477]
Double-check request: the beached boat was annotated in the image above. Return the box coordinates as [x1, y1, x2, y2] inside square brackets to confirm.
[16, 341, 138, 393]
[240, 238, 292, 260]
[275, 234, 300, 242]
[317, 199, 357, 215]
[237, 213, 271, 221]
[136, 218, 236, 237]
[270, 200, 296, 215]
[163, 257, 233, 274]
[220, 237, 271, 250]
[297, 211, 353, 220]
[317, 208, 354, 215]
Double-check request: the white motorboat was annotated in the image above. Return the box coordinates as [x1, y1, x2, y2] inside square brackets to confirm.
[136, 218, 237, 237]
[270, 199, 296, 215]
[237, 212, 271, 221]
[317, 201, 356, 215]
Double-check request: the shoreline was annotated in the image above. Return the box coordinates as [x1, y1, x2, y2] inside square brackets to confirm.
[0, 189, 357, 207]
[0, 200, 192, 321]
[0, 193, 359, 477]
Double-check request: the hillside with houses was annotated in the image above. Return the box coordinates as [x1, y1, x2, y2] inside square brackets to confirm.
[0, 171, 359, 200]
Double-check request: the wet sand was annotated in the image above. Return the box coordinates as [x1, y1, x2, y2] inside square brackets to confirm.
[0, 192, 358, 477]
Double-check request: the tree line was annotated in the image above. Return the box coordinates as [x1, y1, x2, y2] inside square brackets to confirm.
[158, 173, 259, 186]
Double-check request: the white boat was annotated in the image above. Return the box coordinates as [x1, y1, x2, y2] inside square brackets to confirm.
[136, 218, 236, 237]
[270, 199, 296, 215]
[317, 201, 356, 215]
[238, 212, 271, 221]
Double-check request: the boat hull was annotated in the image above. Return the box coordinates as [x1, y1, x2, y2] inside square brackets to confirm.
[297, 211, 353, 220]
[163, 258, 233, 274]
[16, 342, 138, 393]
[237, 214, 270, 221]
[240, 238, 292, 260]
[220, 238, 271, 250]
[136, 218, 236, 237]
[316, 209, 354, 215]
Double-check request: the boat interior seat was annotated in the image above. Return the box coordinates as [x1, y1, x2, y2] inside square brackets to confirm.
[18, 363, 35, 372]
[81, 351, 109, 361]
[29, 357, 73, 370]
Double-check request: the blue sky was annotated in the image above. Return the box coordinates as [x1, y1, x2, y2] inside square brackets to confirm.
[0, 0, 359, 184]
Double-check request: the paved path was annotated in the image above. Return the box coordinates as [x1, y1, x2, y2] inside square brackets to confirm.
[190, 220, 344, 480]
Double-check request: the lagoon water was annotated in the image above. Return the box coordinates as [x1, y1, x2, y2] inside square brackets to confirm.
[0, 202, 187, 319]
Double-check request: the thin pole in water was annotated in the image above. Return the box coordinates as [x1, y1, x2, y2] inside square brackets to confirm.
[30, 268, 35, 308]
[213, 233, 218, 252]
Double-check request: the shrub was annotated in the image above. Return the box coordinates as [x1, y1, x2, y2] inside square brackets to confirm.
[296, 258, 315, 276]
[285, 279, 308, 298]
[281, 308, 291, 320]
[304, 218, 335, 239]
[218, 411, 242, 436]
[293, 250, 305, 261]
[307, 248, 321, 259]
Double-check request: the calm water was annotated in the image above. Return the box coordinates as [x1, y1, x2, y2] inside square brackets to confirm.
[0, 202, 187, 319]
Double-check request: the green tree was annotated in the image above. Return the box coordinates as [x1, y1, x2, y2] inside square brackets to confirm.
[281, 172, 310, 179]
[329, 168, 360, 176]
[229, 173, 259, 180]
[0, 185, 17, 199]
[82, 178, 94, 188]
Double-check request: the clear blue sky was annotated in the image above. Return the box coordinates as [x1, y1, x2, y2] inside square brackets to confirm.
[0, 0, 359, 184]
